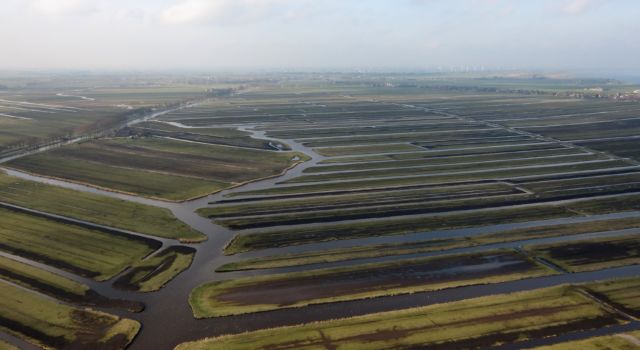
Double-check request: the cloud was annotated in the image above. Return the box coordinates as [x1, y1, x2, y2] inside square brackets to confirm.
[160, 0, 302, 25]
[561, 0, 603, 15]
[30, 0, 98, 15]
[161, 0, 228, 24]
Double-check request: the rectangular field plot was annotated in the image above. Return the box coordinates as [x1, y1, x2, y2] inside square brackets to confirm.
[303, 129, 515, 148]
[127, 121, 284, 150]
[0, 172, 205, 241]
[317, 145, 579, 164]
[6, 137, 305, 201]
[527, 235, 640, 272]
[0, 255, 140, 311]
[314, 143, 424, 157]
[518, 172, 640, 198]
[225, 194, 640, 253]
[266, 121, 485, 139]
[0, 281, 140, 350]
[284, 153, 606, 184]
[190, 250, 554, 317]
[203, 182, 521, 218]
[179, 285, 625, 349]
[524, 118, 640, 141]
[0, 207, 158, 280]
[231, 159, 631, 198]
[578, 138, 640, 162]
[217, 216, 640, 272]
[311, 147, 586, 169]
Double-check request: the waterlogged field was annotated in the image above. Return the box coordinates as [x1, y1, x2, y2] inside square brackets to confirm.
[191, 250, 554, 317]
[4, 74, 640, 349]
[217, 216, 640, 272]
[179, 285, 627, 350]
[527, 235, 640, 272]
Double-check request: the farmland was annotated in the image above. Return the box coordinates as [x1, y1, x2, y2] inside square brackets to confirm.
[6, 137, 306, 201]
[191, 250, 554, 317]
[0, 207, 159, 280]
[0, 281, 140, 350]
[178, 285, 628, 350]
[2, 73, 640, 349]
[0, 171, 204, 241]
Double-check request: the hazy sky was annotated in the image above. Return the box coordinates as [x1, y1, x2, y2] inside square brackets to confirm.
[1, 0, 638, 72]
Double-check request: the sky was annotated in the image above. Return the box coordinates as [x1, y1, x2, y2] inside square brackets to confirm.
[1, 0, 639, 73]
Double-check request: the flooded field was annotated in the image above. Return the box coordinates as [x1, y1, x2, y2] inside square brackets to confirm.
[1, 74, 640, 349]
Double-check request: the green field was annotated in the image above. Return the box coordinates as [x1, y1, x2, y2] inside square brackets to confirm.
[178, 285, 624, 349]
[114, 246, 196, 292]
[0, 281, 140, 350]
[7, 137, 306, 201]
[0, 207, 157, 280]
[306, 147, 586, 171]
[231, 160, 630, 197]
[0, 172, 204, 242]
[201, 182, 520, 218]
[314, 143, 423, 156]
[128, 121, 287, 150]
[0, 255, 141, 311]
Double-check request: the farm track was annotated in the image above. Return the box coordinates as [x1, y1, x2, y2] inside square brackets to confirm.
[3, 98, 640, 349]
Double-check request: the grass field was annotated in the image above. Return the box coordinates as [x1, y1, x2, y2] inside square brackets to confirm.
[231, 160, 630, 197]
[0, 281, 140, 350]
[0, 172, 205, 241]
[7, 137, 306, 201]
[192, 250, 553, 317]
[0, 207, 158, 280]
[284, 153, 605, 184]
[306, 147, 587, 171]
[128, 121, 286, 150]
[201, 182, 520, 218]
[0, 255, 141, 311]
[114, 246, 196, 292]
[178, 285, 624, 349]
